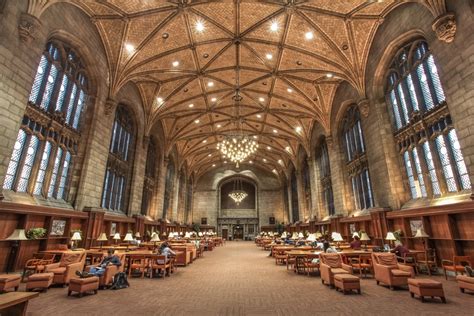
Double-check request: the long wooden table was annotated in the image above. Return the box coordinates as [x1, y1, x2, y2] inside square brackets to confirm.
[0, 292, 39, 316]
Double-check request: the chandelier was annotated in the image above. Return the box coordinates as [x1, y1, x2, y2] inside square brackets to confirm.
[217, 136, 258, 168]
[228, 178, 247, 205]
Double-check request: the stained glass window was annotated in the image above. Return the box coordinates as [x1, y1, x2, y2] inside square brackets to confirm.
[318, 140, 334, 215]
[3, 130, 27, 190]
[33, 141, 52, 195]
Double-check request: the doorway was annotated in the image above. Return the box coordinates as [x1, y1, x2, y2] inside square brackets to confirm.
[233, 225, 244, 240]
[222, 229, 228, 240]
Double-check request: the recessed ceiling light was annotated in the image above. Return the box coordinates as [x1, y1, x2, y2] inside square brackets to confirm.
[256, 114, 262, 118]
[195, 20, 205, 32]
[326, 73, 333, 78]
[270, 21, 278, 32]
[295, 126, 302, 133]
[287, 88, 293, 93]
[278, 159, 283, 165]
[273, 129, 278, 133]
[212, 164, 216, 167]
[259, 97, 265, 102]
[202, 140, 207, 143]
[211, 97, 217, 102]
[266, 53, 273, 60]
[285, 146, 292, 153]
[253, 135, 258, 139]
[305, 32, 314, 40]
[272, 169, 277, 173]
[263, 158, 267, 162]
[249, 160, 253, 164]
[172, 61, 179, 67]
[267, 146, 271, 150]
[216, 124, 221, 128]
[207, 81, 214, 87]
[188, 103, 194, 108]
[208, 154, 212, 157]
[157, 97, 163, 104]
[124, 43, 135, 53]
[224, 161, 227, 164]
[194, 119, 200, 124]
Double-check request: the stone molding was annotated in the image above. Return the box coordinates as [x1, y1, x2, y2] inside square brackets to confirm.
[18, 12, 41, 43]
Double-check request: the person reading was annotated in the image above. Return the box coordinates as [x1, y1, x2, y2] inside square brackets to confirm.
[350, 236, 362, 249]
[77, 249, 121, 277]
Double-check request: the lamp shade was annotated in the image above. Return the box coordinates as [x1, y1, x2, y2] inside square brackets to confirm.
[6, 229, 28, 241]
[352, 232, 360, 238]
[298, 232, 304, 238]
[179, 232, 183, 236]
[268, 232, 274, 237]
[113, 233, 121, 240]
[168, 232, 174, 238]
[150, 233, 160, 242]
[123, 233, 134, 242]
[333, 233, 344, 242]
[185, 232, 191, 238]
[281, 232, 287, 239]
[71, 232, 82, 241]
[174, 232, 179, 237]
[331, 232, 339, 239]
[135, 232, 141, 238]
[315, 232, 323, 239]
[291, 232, 298, 239]
[360, 232, 371, 241]
[306, 233, 316, 242]
[414, 228, 429, 238]
[97, 233, 108, 242]
[385, 232, 397, 241]
[198, 232, 203, 237]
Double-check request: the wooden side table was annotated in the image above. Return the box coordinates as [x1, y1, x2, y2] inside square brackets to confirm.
[0, 292, 39, 316]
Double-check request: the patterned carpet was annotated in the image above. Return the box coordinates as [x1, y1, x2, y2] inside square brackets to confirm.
[25, 242, 474, 315]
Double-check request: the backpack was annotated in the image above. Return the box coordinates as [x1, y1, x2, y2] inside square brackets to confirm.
[110, 272, 129, 290]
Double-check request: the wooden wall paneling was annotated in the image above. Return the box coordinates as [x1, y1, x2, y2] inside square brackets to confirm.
[455, 213, 474, 240]
[134, 216, 145, 239]
[84, 210, 105, 249]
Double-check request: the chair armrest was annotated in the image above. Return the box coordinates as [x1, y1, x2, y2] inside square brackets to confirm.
[441, 259, 453, 266]
[397, 264, 415, 277]
[342, 263, 353, 274]
[84, 264, 99, 272]
[45, 262, 61, 271]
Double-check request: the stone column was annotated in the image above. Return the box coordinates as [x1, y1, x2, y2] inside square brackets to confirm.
[169, 170, 180, 221]
[307, 156, 322, 220]
[326, 136, 350, 215]
[128, 135, 148, 216]
[150, 157, 168, 219]
[296, 169, 307, 221]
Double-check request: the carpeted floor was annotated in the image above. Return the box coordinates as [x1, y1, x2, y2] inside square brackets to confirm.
[24, 242, 474, 315]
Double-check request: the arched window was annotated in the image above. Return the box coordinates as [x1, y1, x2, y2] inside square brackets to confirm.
[386, 40, 471, 199]
[141, 139, 157, 215]
[342, 106, 374, 210]
[290, 168, 299, 222]
[162, 159, 175, 219]
[318, 139, 335, 215]
[302, 159, 312, 215]
[3, 41, 88, 201]
[101, 105, 135, 213]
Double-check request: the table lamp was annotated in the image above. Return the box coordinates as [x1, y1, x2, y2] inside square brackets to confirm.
[6, 229, 28, 273]
[315, 231, 322, 239]
[352, 232, 360, 239]
[135, 232, 141, 241]
[168, 231, 174, 239]
[298, 232, 304, 239]
[185, 232, 191, 239]
[71, 231, 82, 250]
[360, 232, 371, 251]
[385, 232, 397, 249]
[113, 233, 121, 245]
[281, 232, 287, 239]
[333, 233, 344, 251]
[306, 233, 316, 243]
[414, 228, 430, 251]
[174, 232, 179, 239]
[150, 232, 161, 251]
[198, 232, 203, 237]
[291, 232, 298, 240]
[123, 233, 134, 251]
[97, 233, 108, 250]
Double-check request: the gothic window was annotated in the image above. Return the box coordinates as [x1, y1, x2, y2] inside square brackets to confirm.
[162, 159, 175, 219]
[386, 40, 471, 199]
[290, 168, 299, 222]
[302, 159, 312, 215]
[101, 105, 135, 213]
[342, 106, 374, 210]
[319, 139, 335, 215]
[141, 139, 157, 216]
[3, 41, 87, 201]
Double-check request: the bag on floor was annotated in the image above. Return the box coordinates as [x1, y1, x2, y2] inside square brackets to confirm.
[110, 272, 129, 290]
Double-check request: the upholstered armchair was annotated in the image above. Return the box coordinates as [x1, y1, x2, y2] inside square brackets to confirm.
[442, 256, 473, 280]
[85, 253, 125, 288]
[320, 253, 353, 287]
[45, 252, 86, 286]
[372, 253, 414, 290]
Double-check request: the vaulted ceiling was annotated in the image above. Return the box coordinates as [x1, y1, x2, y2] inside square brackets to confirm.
[72, 0, 404, 177]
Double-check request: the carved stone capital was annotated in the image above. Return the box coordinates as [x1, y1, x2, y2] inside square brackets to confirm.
[326, 135, 334, 149]
[18, 13, 41, 44]
[357, 98, 370, 118]
[104, 98, 117, 116]
[432, 13, 456, 43]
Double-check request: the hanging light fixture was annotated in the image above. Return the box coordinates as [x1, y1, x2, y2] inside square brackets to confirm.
[216, 89, 258, 167]
[228, 178, 248, 205]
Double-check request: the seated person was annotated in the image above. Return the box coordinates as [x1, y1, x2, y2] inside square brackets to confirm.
[323, 240, 337, 253]
[156, 241, 176, 263]
[350, 236, 362, 249]
[77, 249, 121, 277]
[391, 241, 412, 262]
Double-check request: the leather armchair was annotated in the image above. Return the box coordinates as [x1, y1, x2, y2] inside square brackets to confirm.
[372, 253, 414, 290]
[45, 252, 86, 286]
[85, 254, 125, 288]
[320, 253, 353, 287]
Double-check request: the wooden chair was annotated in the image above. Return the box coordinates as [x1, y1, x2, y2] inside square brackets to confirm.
[349, 254, 373, 278]
[128, 255, 148, 278]
[416, 249, 437, 276]
[442, 256, 473, 280]
[149, 255, 172, 278]
[286, 253, 296, 270]
[303, 254, 320, 276]
[397, 253, 418, 275]
[274, 249, 287, 265]
[22, 253, 55, 282]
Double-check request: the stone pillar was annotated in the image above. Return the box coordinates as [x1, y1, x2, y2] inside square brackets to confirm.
[170, 170, 180, 221]
[307, 156, 322, 220]
[326, 136, 350, 215]
[150, 157, 168, 219]
[128, 135, 148, 215]
[296, 169, 307, 221]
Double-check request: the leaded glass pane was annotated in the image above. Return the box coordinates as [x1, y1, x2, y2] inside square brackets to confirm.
[357, 121, 365, 153]
[33, 141, 52, 195]
[447, 130, 471, 190]
[16, 135, 39, 192]
[29, 55, 48, 105]
[57, 151, 71, 199]
[55, 74, 69, 111]
[352, 177, 359, 209]
[435, 135, 457, 192]
[389, 90, 402, 129]
[412, 148, 427, 197]
[404, 151, 418, 199]
[40, 64, 59, 110]
[48, 147, 63, 197]
[422, 142, 441, 195]
[406, 74, 419, 112]
[101, 170, 110, 208]
[3, 130, 27, 190]
[397, 84, 410, 124]
[365, 169, 374, 208]
[72, 90, 85, 129]
[416, 63, 435, 110]
[345, 132, 352, 161]
[65, 83, 77, 124]
[426, 55, 446, 104]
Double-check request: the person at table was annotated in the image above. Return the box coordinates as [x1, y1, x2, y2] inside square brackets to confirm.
[391, 240, 412, 262]
[77, 249, 121, 277]
[158, 241, 176, 258]
[350, 236, 362, 249]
